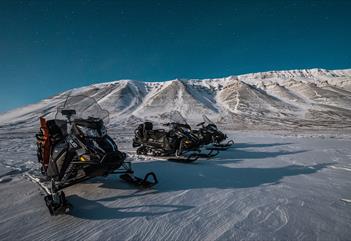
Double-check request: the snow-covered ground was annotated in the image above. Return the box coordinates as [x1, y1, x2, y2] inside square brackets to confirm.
[1, 130, 350, 241]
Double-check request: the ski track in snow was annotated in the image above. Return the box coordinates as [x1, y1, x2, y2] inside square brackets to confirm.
[0, 130, 351, 240]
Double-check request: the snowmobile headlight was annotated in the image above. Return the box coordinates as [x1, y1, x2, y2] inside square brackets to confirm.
[77, 125, 100, 138]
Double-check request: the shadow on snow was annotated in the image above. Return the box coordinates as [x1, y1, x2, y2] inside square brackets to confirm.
[68, 142, 329, 220]
[69, 195, 193, 220]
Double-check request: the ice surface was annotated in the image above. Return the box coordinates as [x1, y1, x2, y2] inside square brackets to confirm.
[0, 130, 350, 241]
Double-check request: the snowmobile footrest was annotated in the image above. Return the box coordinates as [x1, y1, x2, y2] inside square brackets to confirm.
[120, 172, 158, 188]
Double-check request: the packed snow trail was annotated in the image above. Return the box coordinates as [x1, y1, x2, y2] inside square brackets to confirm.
[0, 130, 351, 241]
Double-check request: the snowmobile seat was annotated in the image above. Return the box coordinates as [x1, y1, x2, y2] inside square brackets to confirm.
[46, 120, 68, 142]
[146, 129, 166, 140]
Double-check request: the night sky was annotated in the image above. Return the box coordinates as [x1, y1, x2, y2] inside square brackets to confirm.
[1, 0, 350, 112]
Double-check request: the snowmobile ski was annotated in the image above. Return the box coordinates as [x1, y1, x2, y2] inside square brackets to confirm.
[167, 149, 220, 163]
[206, 140, 235, 151]
[44, 191, 72, 216]
[25, 173, 72, 215]
[25, 172, 51, 195]
[213, 140, 235, 148]
[120, 172, 158, 188]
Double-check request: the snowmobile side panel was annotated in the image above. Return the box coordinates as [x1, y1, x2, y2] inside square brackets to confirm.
[46, 143, 68, 178]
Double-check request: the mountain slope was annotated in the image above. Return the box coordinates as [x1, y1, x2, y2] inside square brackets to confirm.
[1, 68, 350, 130]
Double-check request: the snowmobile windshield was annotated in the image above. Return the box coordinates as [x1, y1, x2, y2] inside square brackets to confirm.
[202, 115, 218, 131]
[55, 95, 110, 124]
[168, 111, 188, 125]
[202, 115, 215, 125]
[161, 111, 190, 130]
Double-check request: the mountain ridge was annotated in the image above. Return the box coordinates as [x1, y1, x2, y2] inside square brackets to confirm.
[1, 68, 351, 130]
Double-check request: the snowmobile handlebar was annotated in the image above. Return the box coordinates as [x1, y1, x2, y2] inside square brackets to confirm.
[163, 122, 191, 129]
[61, 109, 76, 116]
[61, 109, 77, 122]
[196, 122, 205, 127]
[162, 122, 180, 127]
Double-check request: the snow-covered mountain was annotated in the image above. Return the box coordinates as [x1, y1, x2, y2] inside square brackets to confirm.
[1, 68, 351, 130]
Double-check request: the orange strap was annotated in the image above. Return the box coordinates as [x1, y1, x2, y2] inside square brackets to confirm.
[39, 117, 51, 169]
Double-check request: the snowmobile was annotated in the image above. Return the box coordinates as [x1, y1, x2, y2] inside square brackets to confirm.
[132, 112, 219, 163]
[192, 115, 234, 150]
[34, 95, 158, 215]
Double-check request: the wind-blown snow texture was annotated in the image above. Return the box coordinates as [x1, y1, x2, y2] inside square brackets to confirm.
[1, 68, 351, 130]
[0, 69, 351, 241]
[0, 131, 350, 241]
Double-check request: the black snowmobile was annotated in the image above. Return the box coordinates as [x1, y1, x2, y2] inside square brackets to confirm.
[34, 95, 157, 215]
[192, 115, 234, 150]
[132, 112, 218, 163]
